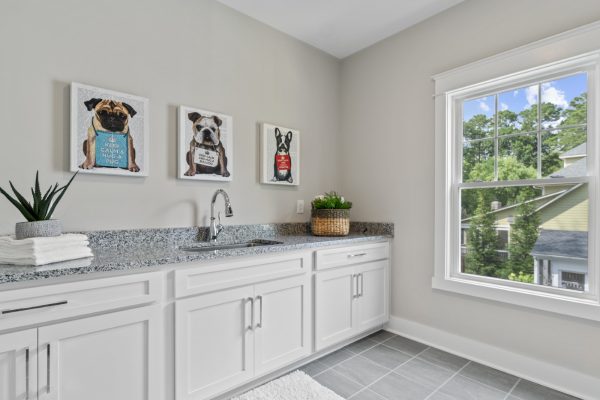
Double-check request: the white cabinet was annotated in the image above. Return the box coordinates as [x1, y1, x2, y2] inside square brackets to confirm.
[176, 274, 311, 400]
[315, 254, 389, 351]
[175, 286, 255, 400]
[0, 329, 37, 400]
[254, 275, 311, 376]
[37, 305, 160, 400]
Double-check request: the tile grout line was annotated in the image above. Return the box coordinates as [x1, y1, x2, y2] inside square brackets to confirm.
[423, 360, 472, 400]
[352, 346, 433, 400]
[503, 378, 522, 400]
[311, 334, 400, 379]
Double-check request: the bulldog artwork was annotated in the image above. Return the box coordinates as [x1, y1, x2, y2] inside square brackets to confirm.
[260, 123, 300, 186]
[178, 106, 233, 181]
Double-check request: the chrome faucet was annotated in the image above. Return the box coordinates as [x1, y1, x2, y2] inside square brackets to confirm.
[209, 189, 233, 242]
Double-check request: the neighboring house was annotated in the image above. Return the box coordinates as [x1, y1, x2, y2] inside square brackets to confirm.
[461, 143, 589, 291]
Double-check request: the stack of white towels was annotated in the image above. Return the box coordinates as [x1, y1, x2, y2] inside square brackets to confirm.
[0, 234, 93, 266]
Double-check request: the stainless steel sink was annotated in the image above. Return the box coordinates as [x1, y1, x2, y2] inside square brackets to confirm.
[180, 239, 284, 252]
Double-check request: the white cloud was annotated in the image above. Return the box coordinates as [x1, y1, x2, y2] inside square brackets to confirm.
[525, 83, 568, 109]
[541, 82, 569, 108]
[500, 102, 509, 111]
[513, 90, 519, 97]
[479, 101, 490, 112]
[526, 85, 538, 106]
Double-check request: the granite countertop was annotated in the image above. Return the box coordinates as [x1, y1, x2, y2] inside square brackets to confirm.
[0, 222, 393, 285]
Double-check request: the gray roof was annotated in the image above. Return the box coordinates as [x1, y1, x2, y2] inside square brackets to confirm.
[560, 143, 586, 158]
[531, 230, 588, 260]
[549, 157, 587, 178]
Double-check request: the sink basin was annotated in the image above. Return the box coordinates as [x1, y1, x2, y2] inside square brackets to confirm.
[180, 239, 284, 252]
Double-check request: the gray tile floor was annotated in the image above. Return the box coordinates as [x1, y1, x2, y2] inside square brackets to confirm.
[300, 331, 580, 400]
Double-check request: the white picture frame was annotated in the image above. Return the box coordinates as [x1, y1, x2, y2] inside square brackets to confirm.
[178, 106, 233, 181]
[260, 123, 300, 186]
[70, 82, 150, 177]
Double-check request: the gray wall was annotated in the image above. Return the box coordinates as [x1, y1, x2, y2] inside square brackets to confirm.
[340, 0, 600, 382]
[0, 0, 341, 233]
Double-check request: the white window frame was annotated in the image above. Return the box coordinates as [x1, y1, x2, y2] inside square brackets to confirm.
[433, 24, 600, 322]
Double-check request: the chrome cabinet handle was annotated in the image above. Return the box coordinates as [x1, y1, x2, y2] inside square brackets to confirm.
[246, 297, 255, 331]
[256, 296, 263, 329]
[352, 274, 358, 298]
[47, 344, 51, 394]
[348, 252, 367, 258]
[359, 273, 364, 297]
[25, 348, 29, 400]
[1, 300, 68, 315]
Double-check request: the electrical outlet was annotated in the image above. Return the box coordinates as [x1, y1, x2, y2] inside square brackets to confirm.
[296, 200, 305, 214]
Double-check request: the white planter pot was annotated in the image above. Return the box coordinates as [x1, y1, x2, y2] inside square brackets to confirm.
[15, 220, 62, 240]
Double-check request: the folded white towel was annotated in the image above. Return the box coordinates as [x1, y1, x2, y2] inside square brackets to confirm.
[0, 242, 90, 258]
[0, 247, 94, 266]
[0, 234, 89, 250]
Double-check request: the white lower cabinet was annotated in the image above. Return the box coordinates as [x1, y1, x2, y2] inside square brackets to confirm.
[0, 329, 37, 400]
[315, 260, 389, 351]
[38, 306, 160, 400]
[176, 274, 311, 400]
[0, 306, 159, 400]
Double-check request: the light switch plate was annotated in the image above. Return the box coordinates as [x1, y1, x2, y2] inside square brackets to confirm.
[296, 200, 305, 214]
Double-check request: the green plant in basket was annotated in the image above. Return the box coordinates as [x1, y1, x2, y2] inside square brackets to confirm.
[312, 192, 352, 210]
[0, 171, 78, 222]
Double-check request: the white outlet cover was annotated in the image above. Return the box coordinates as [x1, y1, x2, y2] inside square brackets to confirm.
[296, 200, 305, 214]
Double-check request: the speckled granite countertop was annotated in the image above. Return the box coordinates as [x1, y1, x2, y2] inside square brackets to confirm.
[0, 222, 393, 285]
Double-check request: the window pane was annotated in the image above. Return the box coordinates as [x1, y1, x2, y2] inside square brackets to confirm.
[498, 134, 537, 180]
[463, 139, 494, 182]
[543, 128, 587, 178]
[498, 85, 538, 135]
[541, 72, 587, 129]
[460, 183, 588, 292]
[463, 96, 495, 139]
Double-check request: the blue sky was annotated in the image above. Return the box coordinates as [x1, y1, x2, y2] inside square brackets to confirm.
[463, 72, 587, 122]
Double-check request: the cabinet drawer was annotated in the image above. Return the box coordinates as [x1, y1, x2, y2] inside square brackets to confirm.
[0, 271, 162, 331]
[315, 241, 389, 270]
[175, 252, 311, 298]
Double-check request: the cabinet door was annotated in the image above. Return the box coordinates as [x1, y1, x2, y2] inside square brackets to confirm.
[175, 286, 254, 400]
[254, 275, 311, 376]
[38, 306, 160, 400]
[0, 329, 37, 400]
[314, 266, 357, 351]
[356, 261, 388, 332]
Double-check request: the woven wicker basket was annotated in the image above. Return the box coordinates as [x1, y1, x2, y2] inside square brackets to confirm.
[311, 208, 350, 236]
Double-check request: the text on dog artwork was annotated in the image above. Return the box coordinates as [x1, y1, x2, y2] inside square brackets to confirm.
[194, 149, 219, 168]
[96, 131, 129, 168]
[276, 155, 291, 171]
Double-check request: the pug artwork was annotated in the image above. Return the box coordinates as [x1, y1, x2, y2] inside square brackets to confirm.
[70, 83, 149, 176]
[260, 123, 300, 186]
[178, 106, 233, 181]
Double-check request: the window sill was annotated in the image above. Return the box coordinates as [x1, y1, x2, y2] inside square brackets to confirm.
[432, 275, 600, 322]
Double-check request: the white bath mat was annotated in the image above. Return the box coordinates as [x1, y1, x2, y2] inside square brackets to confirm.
[231, 370, 344, 400]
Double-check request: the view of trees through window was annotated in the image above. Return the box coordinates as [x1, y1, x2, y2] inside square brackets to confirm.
[460, 73, 589, 290]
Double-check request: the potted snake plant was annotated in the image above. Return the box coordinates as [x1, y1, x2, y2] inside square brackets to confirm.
[0, 171, 77, 239]
[311, 191, 353, 236]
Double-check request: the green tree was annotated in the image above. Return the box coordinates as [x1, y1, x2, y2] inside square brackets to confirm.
[507, 188, 540, 276]
[465, 190, 501, 277]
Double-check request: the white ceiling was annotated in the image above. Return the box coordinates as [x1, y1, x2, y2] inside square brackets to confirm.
[217, 0, 463, 59]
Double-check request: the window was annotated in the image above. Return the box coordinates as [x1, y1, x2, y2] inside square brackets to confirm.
[461, 72, 589, 291]
[433, 39, 600, 321]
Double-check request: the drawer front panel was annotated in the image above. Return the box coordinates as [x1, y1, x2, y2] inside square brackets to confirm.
[315, 241, 389, 270]
[0, 272, 161, 331]
[175, 253, 311, 298]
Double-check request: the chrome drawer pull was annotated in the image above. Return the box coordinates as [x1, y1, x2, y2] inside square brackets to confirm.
[25, 348, 29, 400]
[246, 297, 255, 331]
[1, 300, 68, 315]
[256, 295, 263, 329]
[348, 252, 367, 258]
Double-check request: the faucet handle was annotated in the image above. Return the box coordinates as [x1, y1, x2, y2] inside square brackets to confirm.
[215, 212, 224, 236]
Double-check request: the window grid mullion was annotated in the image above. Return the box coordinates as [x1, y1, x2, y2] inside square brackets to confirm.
[537, 83, 542, 178]
[494, 94, 499, 181]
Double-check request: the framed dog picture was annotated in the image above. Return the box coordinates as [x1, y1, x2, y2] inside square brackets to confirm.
[260, 123, 300, 186]
[178, 106, 233, 181]
[70, 82, 149, 177]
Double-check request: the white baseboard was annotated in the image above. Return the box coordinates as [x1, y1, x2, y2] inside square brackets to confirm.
[385, 316, 599, 400]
